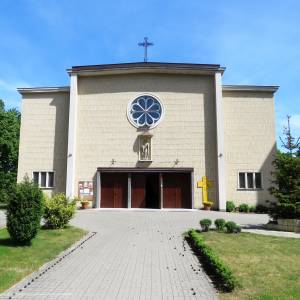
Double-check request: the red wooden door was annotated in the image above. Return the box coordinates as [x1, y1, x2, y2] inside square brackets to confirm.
[101, 173, 127, 208]
[131, 174, 146, 208]
[163, 173, 191, 208]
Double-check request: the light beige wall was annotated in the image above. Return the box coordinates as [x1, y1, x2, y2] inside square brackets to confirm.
[223, 90, 277, 207]
[76, 73, 218, 208]
[17, 92, 69, 196]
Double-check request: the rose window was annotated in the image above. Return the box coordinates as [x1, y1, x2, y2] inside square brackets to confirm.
[127, 95, 164, 128]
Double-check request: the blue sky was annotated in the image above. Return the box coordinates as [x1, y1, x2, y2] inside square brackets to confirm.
[0, 0, 299, 145]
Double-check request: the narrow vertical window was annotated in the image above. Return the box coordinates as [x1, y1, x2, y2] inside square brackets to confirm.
[48, 172, 54, 188]
[33, 172, 39, 185]
[247, 173, 254, 189]
[239, 173, 246, 189]
[40, 172, 47, 187]
[255, 173, 262, 189]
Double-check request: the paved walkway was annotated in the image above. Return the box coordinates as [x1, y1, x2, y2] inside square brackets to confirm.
[2, 210, 270, 300]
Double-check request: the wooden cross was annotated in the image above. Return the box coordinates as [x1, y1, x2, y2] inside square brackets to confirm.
[197, 176, 213, 205]
[138, 37, 154, 62]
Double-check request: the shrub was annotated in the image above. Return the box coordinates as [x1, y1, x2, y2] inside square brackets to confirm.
[225, 221, 241, 233]
[255, 204, 269, 214]
[44, 193, 76, 229]
[214, 218, 226, 231]
[238, 203, 250, 213]
[226, 201, 235, 212]
[188, 229, 238, 291]
[274, 203, 296, 219]
[296, 202, 300, 219]
[6, 178, 44, 244]
[249, 206, 255, 213]
[200, 219, 212, 232]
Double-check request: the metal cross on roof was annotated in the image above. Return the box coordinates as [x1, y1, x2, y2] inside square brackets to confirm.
[138, 37, 154, 62]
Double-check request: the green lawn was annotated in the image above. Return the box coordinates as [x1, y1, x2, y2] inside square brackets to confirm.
[200, 231, 300, 300]
[0, 226, 86, 293]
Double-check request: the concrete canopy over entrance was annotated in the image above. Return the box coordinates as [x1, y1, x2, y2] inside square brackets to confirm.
[96, 168, 193, 209]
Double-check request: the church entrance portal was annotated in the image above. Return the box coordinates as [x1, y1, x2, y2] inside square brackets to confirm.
[98, 169, 193, 209]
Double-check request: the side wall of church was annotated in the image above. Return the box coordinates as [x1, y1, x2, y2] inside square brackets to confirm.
[222, 90, 277, 207]
[17, 92, 70, 197]
[75, 73, 218, 208]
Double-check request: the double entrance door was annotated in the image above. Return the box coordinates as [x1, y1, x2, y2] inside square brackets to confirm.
[100, 170, 192, 209]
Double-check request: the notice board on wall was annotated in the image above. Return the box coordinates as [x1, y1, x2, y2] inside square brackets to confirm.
[78, 181, 93, 201]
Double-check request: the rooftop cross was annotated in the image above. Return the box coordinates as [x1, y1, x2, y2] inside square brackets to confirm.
[138, 37, 154, 62]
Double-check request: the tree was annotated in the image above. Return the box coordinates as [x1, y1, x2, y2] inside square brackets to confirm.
[6, 178, 44, 244]
[0, 99, 20, 203]
[269, 151, 300, 205]
[279, 115, 300, 156]
[269, 116, 300, 219]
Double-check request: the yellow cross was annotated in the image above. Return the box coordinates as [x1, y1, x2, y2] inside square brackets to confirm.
[197, 176, 214, 205]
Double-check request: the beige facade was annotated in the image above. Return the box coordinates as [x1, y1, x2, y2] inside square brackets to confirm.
[17, 90, 69, 196]
[223, 89, 277, 206]
[17, 62, 278, 210]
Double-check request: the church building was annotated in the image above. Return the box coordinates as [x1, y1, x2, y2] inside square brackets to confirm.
[17, 62, 278, 210]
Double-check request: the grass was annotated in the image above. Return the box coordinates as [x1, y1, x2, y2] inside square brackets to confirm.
[200, 231, 300, 300]
[0, 226, 86, 293]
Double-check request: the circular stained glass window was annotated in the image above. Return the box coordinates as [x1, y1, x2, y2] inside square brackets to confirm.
[127, 94, 164, 128]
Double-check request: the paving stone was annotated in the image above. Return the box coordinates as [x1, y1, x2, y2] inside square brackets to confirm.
[1, 210, 271, 299]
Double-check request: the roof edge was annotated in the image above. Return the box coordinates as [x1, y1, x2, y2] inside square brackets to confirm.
[222, 85, 279, 93]
[17, 86, 70, 95]
[67, 62, 225, 76]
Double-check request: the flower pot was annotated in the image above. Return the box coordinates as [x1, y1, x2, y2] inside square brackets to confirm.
[204, 203, 211, 211]
[81, 202, 89, 209]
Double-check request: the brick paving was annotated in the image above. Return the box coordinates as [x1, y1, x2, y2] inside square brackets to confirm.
[1, 210, 270, 300]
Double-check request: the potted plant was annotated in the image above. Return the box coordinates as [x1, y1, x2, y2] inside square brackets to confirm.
[203, 201, 213, 211]
[81, 200, 89, 209]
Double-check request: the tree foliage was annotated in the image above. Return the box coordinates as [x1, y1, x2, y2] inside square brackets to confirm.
[0, 99, 20, 203]
[269, 117, 300, 219]
[279, 115, 300, 155]
[269, 152, 300, 205]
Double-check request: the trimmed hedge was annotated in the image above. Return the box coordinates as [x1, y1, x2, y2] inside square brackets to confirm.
[225, 221, 241, 233]
[188, 229, 238, 291]
[199, 219, 212, 231]
[226, 201, 235, 212]
[238, 203, 250, 213]
[214, 218, 226, 231]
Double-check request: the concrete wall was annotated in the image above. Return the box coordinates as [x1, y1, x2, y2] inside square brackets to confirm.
[17, 92, 69, 196]
[76, 73, 218, 208]
[223, 90, 277, 206]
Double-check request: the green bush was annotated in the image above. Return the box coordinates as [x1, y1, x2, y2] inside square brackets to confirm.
[296, 202, 300, 219]
[214, 218, 226, 231]
[249, 206, 255, 213]
[226, 201, 235, 212]
[225, 221, 241, 233]
[255, 204, 269, 214]
[274, 203, 296, 219]
[6, 178, 44, 244]
[200, 219, 212, 232]
[44, 193, 76, 229]
[238, 203, 250, 213]
[188, 229, 238, 291]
